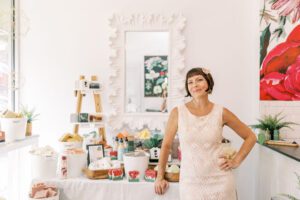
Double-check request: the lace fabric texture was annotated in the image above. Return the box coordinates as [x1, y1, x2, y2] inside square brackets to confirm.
[177, 104, 237, 200]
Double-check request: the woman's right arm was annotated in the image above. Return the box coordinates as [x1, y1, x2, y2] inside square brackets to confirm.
[154, 107, 178, 195]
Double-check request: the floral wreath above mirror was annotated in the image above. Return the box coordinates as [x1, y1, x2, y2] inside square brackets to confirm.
[108, 13, 186, 131]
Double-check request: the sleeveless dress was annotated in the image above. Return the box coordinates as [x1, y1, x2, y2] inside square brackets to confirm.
[177, 104, 237, 200]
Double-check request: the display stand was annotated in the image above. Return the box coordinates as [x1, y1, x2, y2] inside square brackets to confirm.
[73, 75, 106, 145]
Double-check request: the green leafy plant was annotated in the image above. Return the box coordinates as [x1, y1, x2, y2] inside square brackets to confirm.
[250, 112, 298, 133]
[143, 134, 164, 149]
[20, 105, 40, 123]
[278, 172, 300, 200]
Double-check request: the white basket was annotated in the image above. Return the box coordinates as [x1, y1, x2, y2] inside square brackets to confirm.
[67, 152, 87, 178]
[29, 190, 59, 200]
[58, 141, 82, 152]
[31, 154, 58, 179]
[57, 152, 87, 178]
[123, 152, 149, 180]
[0, 118, 27, 143]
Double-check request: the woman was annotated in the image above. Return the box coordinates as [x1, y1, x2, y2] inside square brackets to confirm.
[154, 67, 256, 200]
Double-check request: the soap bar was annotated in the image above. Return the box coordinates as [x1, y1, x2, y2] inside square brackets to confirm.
[128, 170, 140, 182]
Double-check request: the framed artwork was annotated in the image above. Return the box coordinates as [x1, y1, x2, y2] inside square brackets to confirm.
[86, 144, 104, 165]
[260, 1, 300, 101]
[144, 55, 168, 97]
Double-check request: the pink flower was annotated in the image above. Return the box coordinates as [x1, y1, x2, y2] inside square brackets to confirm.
[272, 0, 300, 23]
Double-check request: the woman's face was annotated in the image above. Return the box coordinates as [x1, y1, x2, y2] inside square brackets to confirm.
[187, 74, 209, 98]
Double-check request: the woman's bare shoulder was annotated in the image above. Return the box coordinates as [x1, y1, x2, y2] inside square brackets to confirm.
[222, 107, 240, 125]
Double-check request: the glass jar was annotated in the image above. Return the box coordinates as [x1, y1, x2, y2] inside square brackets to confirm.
[273, 129, 279, 141]
[258, 130, 266, 144]
[264, 129, 271, 141]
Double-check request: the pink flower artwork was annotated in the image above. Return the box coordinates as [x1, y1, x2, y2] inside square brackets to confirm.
[260, 24, 300, 100]
[272, 0, 300, 23]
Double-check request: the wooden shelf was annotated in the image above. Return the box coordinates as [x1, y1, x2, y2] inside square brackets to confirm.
[0, 135, 39, 154]
[74, 89, 102, 94]
[71, 122, 105, 128]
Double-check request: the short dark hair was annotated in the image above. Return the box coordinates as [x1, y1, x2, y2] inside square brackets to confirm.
[185, 67, 214, 97]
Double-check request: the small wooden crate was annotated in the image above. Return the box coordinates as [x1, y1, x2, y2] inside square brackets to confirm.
[164, 172, 180, 182]
[82, 168, 108, 179]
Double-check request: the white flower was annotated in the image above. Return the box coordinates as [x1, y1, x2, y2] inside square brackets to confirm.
[202, 68, 210, 75]
[146, 70, 159, 80]
[145, 81, 152, 90]
[162, 61, 168, 66]
[153, 85, 162, 94]
[153, 57, 161, 62]
[145, 60, 153, 70]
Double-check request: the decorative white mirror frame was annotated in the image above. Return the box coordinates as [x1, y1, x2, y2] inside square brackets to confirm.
[108, 13, 187, 131]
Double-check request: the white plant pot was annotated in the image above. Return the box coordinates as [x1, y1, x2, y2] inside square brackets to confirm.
[0, 117, 27, 143]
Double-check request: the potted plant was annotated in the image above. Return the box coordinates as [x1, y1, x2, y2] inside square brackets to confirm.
[250, 112, 298, 140]
[20, 105, 39, 136]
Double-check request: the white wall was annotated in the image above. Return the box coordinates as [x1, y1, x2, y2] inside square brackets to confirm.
[19, 0, 260, 199]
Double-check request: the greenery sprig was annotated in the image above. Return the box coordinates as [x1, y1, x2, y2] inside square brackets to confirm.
[250, 112, 299, 132]
[20, 105, 40, 123]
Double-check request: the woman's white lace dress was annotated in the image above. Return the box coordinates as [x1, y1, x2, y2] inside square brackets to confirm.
[177, 104, 237, 200]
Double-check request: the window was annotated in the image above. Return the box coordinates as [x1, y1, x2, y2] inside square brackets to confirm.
[0, 0, 16, 111]
[0, 0, 17, 199]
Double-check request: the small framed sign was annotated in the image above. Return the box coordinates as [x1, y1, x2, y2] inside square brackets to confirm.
[86, 144, 104, 165]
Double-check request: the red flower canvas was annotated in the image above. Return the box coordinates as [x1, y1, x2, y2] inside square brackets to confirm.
[260, 0, 300, 101]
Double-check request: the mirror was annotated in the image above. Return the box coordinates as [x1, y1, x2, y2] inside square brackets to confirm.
[125, 31, 169, 113]
[108, 14, 186, 131]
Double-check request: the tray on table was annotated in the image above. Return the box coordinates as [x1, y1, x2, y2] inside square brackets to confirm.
[82, 168, 109, 179]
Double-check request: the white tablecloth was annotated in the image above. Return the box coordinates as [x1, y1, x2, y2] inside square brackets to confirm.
[41, 177, 179, 200]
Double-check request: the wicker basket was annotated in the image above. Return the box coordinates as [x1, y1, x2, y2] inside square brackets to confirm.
[164, 172, 180, 182]
[82, 168, 109, 179]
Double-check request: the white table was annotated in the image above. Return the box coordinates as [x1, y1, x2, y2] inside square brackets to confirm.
[41, 177, 179, 200]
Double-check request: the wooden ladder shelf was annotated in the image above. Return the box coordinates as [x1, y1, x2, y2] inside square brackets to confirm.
[73, 75, 106, 145]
